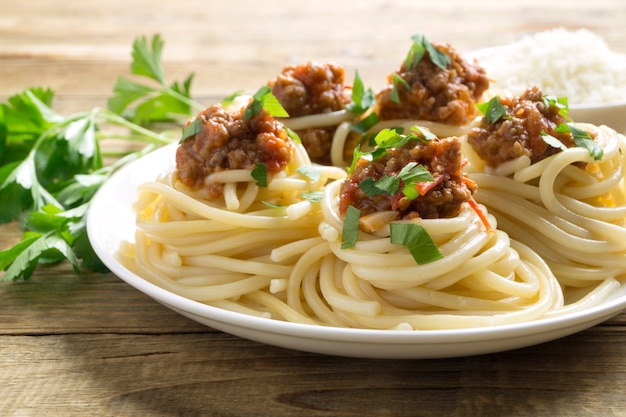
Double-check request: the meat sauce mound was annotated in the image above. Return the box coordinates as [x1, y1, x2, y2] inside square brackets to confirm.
[339, 136, 476, 221]
[268, 61, 350, 163]
[376, 43, 489, 126]
[467, 87, 581, 168]
[175, 103, 294, 198]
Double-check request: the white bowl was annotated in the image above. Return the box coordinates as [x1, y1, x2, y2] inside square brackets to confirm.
[465, 46, 626, 133]
[569, 101, 626, 133]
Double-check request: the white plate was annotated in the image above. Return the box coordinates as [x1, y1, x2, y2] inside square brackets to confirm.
[87, 144, 626, 359]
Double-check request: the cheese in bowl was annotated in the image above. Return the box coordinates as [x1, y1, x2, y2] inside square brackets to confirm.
[469, 28, 626, 132]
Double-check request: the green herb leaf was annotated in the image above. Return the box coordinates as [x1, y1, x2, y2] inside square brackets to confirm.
[555, 123, 603, 160]
[130, 34, 166, 84]
[262, 201, 286, 209]
[477, 96, 507, 124]
[347, 71, 376, 115]
[0, 35, 179, 282]
[404, 40, 426, 71]
[391, 74, 411, 104]
[543, 95, 571, 120]
[244, 86, 289, 121]
[350, 112, 380, 134]
[341, 205, 361, 249]
[390, 222, 443, 264]
[300, 190, 324, 203]
[406, 32, 451, 70]
[251, 163, 268, 187]
[108, 35, 202, 125]
[285, 127, 302, 144]
[221, 90, 244, 107]
[359, 176, 398, 197]
[179, 118, 202, 143]
[296, 165, 322, 182]
[374, 128, 413, 148]
[541, 131, 569, 152]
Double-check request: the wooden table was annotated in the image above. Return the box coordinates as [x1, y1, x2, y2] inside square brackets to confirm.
[2, 1, 626, 415]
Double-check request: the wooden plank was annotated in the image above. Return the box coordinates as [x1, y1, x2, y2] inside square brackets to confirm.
[1, 329, 626, 416]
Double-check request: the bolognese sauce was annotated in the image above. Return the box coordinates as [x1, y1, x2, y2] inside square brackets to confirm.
[175, 103, 294, 198]
[466, 86, 581, 168]
[339, 134, 476, 223]
[376, 42, 489, 126]
[268, 61, 350, 163]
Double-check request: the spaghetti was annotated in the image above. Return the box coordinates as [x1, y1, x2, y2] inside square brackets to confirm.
[118, 34, 624, 331]
[464, 88, 626, 298]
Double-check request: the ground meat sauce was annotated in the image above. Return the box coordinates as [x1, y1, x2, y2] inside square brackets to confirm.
[376, 43, 489, 126]
[467, 87, 579, 168]
[339, 136, 476, 220]
[175, 103, 294, 198]
[268, 61, 350, 163]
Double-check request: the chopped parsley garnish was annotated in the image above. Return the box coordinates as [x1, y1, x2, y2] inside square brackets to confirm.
[262, 201, 286, 209]
[341, 205, 361, 249]
[404, 32, 451, 71]
[347, 70, 376, 115]
[390, 223, 443, 264]
[244, 85, 289, 121]
[251, 163, 268, 187]
[296, 165, 322, 182]
[179, 118, 203, 143]
[221, 90, 244, 107]
[540, 131, 569, 152]
[555, 123, 603, 160]
[286, 127, 302, 144]
[477, 96, 508, 124]
[390, 74, 411, 104]
[350, 112, 380, 135]
[300, 190, 324, 203]
[543, 95, 571, 120]
[348, 126, 436, 174]
[359, 162, 434, 200]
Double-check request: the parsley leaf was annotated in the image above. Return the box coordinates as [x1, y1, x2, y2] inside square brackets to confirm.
[543, 95, 571, 120]
[244, 86, 289, 120]
[341, 205, 361, 249]
[477, 96, 508, 124]
[390, 74, 411, 104]
[540, 131, 569, 152]
[555, 123, 604, 160]
[108, 34, 203, 125]
[346, 70, 376, 115]
[390, 222, 443, 264]
[221, 90, 244, 107]
[300, 190, 324, 203]
[179, 118, 203, 143]
[405, 32, 451, 71]
[251, 163, 268, 187]
[296, 165, 322, 182]
[350, 112, 380, 135]
[359, 162, 434, 200]
[0, 35, 181, 281]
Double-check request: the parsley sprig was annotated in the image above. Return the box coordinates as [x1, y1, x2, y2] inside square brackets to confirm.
[346, 71, 376, 116]
[0, 35, 187, 281]
[544, 123, 603, 160]
[348, 126, 436, 174]
[108, 34, 204, 125]
[404, 32, 451, 71]
[340, 205, 443, 265]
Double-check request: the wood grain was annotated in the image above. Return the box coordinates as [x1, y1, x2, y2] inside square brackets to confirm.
[2, 0, 626, 416]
